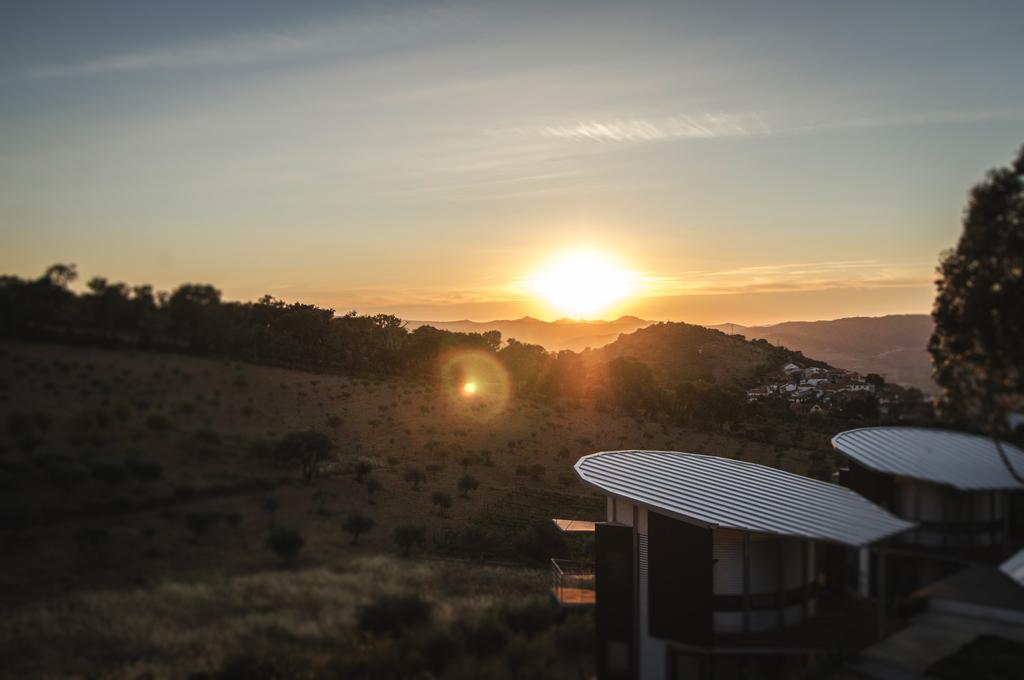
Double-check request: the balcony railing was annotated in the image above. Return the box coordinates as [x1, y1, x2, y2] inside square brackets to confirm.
[551, 558, 595, 608]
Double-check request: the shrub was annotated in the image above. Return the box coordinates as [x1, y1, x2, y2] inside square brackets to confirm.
[265, 527, 304, 561]
[354, 459, 374, 482]
[501, 598, 558, 635]
[393, 524, 426, 556]
[463, 614, 508, 657]
[91, 462, 125, 485]
[273, 431, 333, 482]
[356, 593, 433, 637]
[125, 459, 163, 482]
[365, 476, 382, 504]
[342, 513, 375, 545]
[403, 466, 426, 491]
[145, 414, 171, 432]
[184, 512, 220, 538]
[457, 473, 479, 498]
[431, 491, 452, 517]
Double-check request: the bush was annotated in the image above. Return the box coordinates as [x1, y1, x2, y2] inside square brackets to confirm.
[501, 598, 559, 636]
[463, 614, 508, 657]
[356, 593, 433, 637]
[393, 524, 426, 556]
[265, 526, 304, 561]
[145, 414, 171, 432]
[91, 462, 125, 485]
[125, 459, 163, 482]
[185, 512, 220, 538]
[403, 466, 427, 491]
[273, 430, 333, 482]
[342, 513, 375, 545]
[457, 474, 479, 498]
[431, 491, 452, 517]
[365, 476, 382, 504]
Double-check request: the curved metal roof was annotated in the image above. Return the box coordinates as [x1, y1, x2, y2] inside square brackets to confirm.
[831, 427, 1024, 491]
[574, 450, 913, 547]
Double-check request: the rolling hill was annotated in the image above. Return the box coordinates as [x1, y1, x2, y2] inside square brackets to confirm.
[407, 316, 651, 352]
[593, 321, 829, 389]
[709, 315, 934, 393]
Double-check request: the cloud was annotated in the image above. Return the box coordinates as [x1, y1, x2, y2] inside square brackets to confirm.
[638, 260, 933, 296]
[25, 6, 467, 79]
[537, 112, 769, 142]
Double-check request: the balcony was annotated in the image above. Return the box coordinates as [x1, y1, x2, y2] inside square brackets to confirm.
[551, 558, 595, 608]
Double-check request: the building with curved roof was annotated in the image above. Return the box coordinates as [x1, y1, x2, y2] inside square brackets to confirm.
[571, 449, 912, 680]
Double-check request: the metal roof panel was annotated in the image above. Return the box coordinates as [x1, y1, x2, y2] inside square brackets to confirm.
[831, 427, 1024, 491]
[574, 450, 913, 547]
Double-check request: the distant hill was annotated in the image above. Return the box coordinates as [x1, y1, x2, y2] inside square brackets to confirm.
[407, 315, 651, 352]
[710, 314, 935, 393]
[594, 321, 830, 389]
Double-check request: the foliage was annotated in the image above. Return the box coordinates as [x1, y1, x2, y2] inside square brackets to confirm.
[272, 430, 333, 482]
[264, 527, 304, 562]
[457, 473, 479, 498]
[930, 145, 1024, 433]
[342, 513, 375, 545]
[355, 593, 433, 637]
[392, 524, 427, 556]
[431, 491, 452, 517]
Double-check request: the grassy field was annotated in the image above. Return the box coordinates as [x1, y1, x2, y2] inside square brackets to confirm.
[0, 340, 832, 677]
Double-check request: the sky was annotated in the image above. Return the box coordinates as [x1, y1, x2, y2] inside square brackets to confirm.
[2, 0, 1023, 325]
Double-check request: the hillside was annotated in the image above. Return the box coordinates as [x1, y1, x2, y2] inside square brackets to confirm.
[710, 315, 934, 392]
[407, 316, 651, 352]
[0, 340, 832, 677]
[595, 321, 829, 389]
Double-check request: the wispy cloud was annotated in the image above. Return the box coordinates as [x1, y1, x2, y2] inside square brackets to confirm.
[25, 7, 467, 79]
[536, 112, 770, 143]
[638, 260, 933, 296]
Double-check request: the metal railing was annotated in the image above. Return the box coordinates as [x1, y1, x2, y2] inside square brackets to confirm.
[550, 558, 595, 607]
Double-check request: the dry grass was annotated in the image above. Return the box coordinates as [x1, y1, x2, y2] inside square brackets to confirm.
[0, 555, 545, 678]
[0, 339, 826, 676]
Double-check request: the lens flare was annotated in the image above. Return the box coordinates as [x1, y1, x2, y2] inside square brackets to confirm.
[438, 350, 510, 422]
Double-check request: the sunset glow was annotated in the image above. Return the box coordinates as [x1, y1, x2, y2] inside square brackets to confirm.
[528, 249, 633, 319]
[462, 381, 478, 395]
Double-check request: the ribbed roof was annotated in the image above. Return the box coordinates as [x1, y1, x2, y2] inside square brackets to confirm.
[831, 427, 1024, 491]
[574, 450, 913, 547]
[1001, 548, 1024, 587]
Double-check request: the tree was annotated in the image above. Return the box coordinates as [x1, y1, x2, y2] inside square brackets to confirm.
[431, 491, 452, 517]
[865, 373, 886, 388]
[273, 430, 333, 482]
[366, 476, 382, 504]
[403, 466, 426, 491]
[457, 473, 479, 498]
[265, 527, 304, 562]
[929, 145, 1024, 482]
[393, 524, 426, 556]
[342, 514, 375, 545]
[354, 459, 373, 483]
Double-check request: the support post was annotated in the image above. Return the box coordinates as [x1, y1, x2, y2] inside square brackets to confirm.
[876, 548, 887, 641]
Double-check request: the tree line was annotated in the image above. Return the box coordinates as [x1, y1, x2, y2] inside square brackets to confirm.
[0, 264, 765, 431]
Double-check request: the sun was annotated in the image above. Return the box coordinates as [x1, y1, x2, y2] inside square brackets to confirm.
[462, 381, 478, 396]
[528, 248, 632, 318]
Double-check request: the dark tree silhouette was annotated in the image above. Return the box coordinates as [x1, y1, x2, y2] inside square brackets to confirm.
[393, 524, 426, 556]
[929, 145, 1024, 481]
[342, 514, 375, 545]
[265, 527, 304, 562]
[273, 431, 333, 482]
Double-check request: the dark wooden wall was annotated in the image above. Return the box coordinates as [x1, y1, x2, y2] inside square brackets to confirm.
[596, 522, 636, 680]
[649, 510, 713, 646]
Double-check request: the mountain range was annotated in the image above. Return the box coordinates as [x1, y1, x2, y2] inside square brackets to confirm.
[411, 313, 935, 392]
